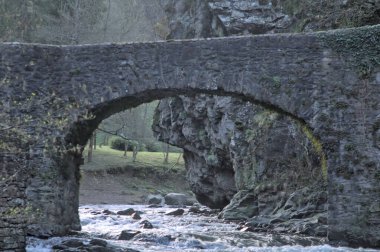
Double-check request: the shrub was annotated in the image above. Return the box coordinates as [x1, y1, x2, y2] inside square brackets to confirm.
[110, 138, 125, 151]
[110, 138, 145, 151]
[144, 141, 162, 152]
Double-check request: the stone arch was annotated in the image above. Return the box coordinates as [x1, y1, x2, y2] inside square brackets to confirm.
[58, 87, 327, 234]
[0, 25, 379, 250]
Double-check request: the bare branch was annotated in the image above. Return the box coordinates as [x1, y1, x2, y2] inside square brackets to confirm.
[97, 127, 138, 141]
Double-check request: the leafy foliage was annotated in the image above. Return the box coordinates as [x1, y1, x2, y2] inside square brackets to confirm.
[0, 0, 107, 43]
[110, 138, 145, 152]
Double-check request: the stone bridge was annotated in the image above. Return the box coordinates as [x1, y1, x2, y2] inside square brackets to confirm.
[0, 25, 379, 250]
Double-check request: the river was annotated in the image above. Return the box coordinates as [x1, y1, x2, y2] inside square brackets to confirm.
[26, 204, 379, 252]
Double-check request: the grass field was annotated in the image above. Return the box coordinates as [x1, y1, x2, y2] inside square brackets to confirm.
[81, 146, 185, 172]
[79, 146, 190, 205]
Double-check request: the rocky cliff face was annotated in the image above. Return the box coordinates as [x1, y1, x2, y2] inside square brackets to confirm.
[153, 0, 378, 237]
[153, 94, 327, 235]
[208, 0, 380, 34]
[164, 0, 226, 39]
[153, 96, 238, 209]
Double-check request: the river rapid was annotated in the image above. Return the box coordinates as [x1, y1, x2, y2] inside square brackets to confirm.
[26, 204, 379, 252]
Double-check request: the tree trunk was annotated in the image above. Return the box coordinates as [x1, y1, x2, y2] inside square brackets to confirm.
[137, 103, 148, 154]
[132, 146, 138, 162]
[104, 135, 109, 145]
[72, 0, 80, 44]
[124, 141, 128, 157]
[20, 0, 34, 42]
[103, 0, 111, 40]
[163, 143, 169, 164]
[93, 130, 97, 150]
[99, 134, 107, 148]
[87, 134, 93, 163]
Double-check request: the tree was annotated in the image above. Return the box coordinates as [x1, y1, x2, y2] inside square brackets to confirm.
[34, 0, 107, 44]
[87, 133, 94, 162]
[163, 143, 169, 164]
[0, 0, 38, 42]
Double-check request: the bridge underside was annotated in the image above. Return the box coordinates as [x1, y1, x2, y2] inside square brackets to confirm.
[0, 25, 379, 250]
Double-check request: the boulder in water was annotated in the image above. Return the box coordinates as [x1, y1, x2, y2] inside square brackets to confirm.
[147, 194, 164, 205]
[60, 239, 84, 248]
[166, 208, 185, 216]
[90, 239, 108, 247]
[132, 212, 142, 220]
[117, 208, 135, 215]
[164, 193, 195, 206]
[102, 209, 115, 215]
[140, 220, 154, 229]
[118, 230, 141, 240]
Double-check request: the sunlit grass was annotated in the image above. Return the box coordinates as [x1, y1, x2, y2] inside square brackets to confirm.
[81, 145, 185, 171]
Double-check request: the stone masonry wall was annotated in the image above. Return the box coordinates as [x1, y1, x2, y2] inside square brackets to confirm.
[0, 155, 27, 251]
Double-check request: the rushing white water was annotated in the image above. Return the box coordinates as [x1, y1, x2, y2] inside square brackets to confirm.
[26, 204, 380, 252]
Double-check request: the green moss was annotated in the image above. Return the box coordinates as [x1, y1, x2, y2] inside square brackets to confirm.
[245, 129, 256, 142]
[3, 205, 36, 218]
[318, 25, 380, 79]
[253, 110, 277, 127]
[300, 124, 328, 181]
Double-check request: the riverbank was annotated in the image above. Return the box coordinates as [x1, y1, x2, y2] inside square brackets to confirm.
[79, 147, 191, 205]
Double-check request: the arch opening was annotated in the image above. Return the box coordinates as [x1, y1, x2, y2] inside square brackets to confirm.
[79, 100, 190, 206]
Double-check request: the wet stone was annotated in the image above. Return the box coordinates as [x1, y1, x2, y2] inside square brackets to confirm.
[134, 233, 174, 245]
[89, 238, 108, 247]
[85, 245, 112, 252]
[118, 230, 141, 240]
[124, 249, 141, 252]
[52, 244, 67, 250]
[102, 209, 115, 215]
[131, 212, 142, 220]
[240, 226, 254, 232]
[140, 220, 154, 229]
[164, 193, 195, 206]
[61, 239, 84, 248]
[166, 208, 185, 216]
[147, 194, 164, 205]
[148, 204, 162, 208]
[188, 205, 201, 213]
[117, 208, 135, 216]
